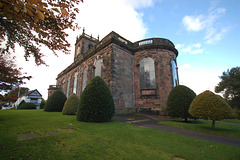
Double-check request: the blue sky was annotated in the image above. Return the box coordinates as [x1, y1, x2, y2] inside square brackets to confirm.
[16, 0, 240, 99]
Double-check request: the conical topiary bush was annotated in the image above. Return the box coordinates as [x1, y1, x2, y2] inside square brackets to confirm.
[62, 93, 79, 115]
[44, 90, 67, 112]
[77, 76, 115, 122]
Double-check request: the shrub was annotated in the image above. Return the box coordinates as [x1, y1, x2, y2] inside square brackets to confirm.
[189, 90, 236, 129]
[77, 76, 115, 122]
[62, 93, 79, 115]
[19, 100, 26, 106]
[40, 99, 46, 109]
[166, 85, 196, 121]
[18, 103, 36, 109]
[44, 90, 67, 112]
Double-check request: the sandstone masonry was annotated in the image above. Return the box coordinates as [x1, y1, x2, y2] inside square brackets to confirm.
[48, 30, 179, 114]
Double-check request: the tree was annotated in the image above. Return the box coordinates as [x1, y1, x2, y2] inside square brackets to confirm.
[44, 90, 66, 112]
[0, 54, 31, 98]
[77, 76, 115, 122]
[2, 87, 29, 102]
[62, 93, 79, 115]
[189, 90, 235, 129]
[215, 67, 240, 110]
[0, 0, 82, 65]
[166, 85, 196, 122]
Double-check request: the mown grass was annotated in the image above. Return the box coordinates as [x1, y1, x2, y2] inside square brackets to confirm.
[222, 119, 240, 124]
[0, 110, 239, 160]
[158, 119, 240, 138]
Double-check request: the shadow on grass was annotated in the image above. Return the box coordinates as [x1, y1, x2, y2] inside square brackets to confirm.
[172, 120, 205, 124]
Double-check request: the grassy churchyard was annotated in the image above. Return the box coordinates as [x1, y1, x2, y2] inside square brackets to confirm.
[0, 110, 239, 160]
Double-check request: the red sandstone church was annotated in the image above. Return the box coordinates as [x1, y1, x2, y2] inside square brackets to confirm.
[48, 30, 179, 114]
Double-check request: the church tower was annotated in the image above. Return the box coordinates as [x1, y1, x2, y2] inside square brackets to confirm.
[74, 28, 99, 61]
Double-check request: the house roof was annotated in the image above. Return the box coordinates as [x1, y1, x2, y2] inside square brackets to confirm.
[27, 89, 42, 97]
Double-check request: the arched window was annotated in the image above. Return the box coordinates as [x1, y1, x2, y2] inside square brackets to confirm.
[171, 60, 178, 87]
[88, 44, 93, 50]
[73, 72, 78, 94]
[94, 59, 102, 77]
[62, 79, 65, 93]
[66, 77, 70, 97]
[139, 57, 156, 89]
[81, 67, 87, 92]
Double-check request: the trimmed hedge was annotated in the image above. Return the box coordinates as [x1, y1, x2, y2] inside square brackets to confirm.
[189, 90, 236, 128]
[18, 103, 36, 109]
[166, 85, 196, 121]
[77, 76, 115, 122]
[62, 93, 79, 115]
[40, 99, 46, 109]
[44, 90, 67, 112]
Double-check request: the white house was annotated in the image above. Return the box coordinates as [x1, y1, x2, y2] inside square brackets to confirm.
[15, 89, 42, 109]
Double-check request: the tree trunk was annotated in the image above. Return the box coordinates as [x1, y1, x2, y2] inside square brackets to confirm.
[212, 120, 215, 129]
[184, 118, 188, 122]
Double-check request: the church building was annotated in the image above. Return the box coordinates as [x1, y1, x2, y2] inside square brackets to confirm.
[49, 30, 179, 114]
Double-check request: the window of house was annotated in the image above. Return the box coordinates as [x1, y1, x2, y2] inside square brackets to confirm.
[30, 98, 38, 104]
[171, 59, 178, 87]
[139, 57, 156, 90]
[66, 77, 70, 97]
[94, 59, 102, 77]
[81, 67, 87, 92]
[73, 72, 78, 94]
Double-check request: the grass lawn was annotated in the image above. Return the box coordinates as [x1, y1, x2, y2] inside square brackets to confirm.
[222, 119, 240, 124]
[158, 119, 240, 138]
[0, 110, 239, 160]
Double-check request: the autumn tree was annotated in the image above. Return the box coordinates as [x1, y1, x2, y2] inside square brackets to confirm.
[0, 0, 82, 65]
[2, 87, 29, 102]
[0, 54, 31, 99]
[215, 67, 240, 110]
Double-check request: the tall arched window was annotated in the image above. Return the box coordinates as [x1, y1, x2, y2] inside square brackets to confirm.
[94, 59, 102, 77]
[139, 57, 156, 90]
[62, 79, 65, 94]
[73, 72, 78, 94]
[171, 59, 178, 87]
[81, 67, 87, 92]
[66, 77, 70, 97]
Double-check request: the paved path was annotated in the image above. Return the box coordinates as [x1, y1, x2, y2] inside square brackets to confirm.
[113, 115, 240, 148]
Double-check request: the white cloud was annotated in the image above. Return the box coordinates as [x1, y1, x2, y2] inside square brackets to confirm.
[178, 64, 191, 71]
[182, 15, 206, 32]
[204, 27, 230, 44]
[122, 0, 155, 9]
[76, 0, 148, 42]
[177, 43, 204, 55]
[182, 3, 229, 44]
[178, 68, 221, 95]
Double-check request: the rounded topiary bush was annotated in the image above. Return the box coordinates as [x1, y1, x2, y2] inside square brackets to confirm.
[62, 93, 79, 115]
[166, 85, 196, 121]
[77, 76, 115, 122]
[18, 103, 36, 109]
[44, 90, 67, 112]
[189, 90, 235, 128]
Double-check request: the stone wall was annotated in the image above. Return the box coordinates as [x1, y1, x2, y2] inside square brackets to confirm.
[111, 44, 134, 113]
[134, 49, 177, 109]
